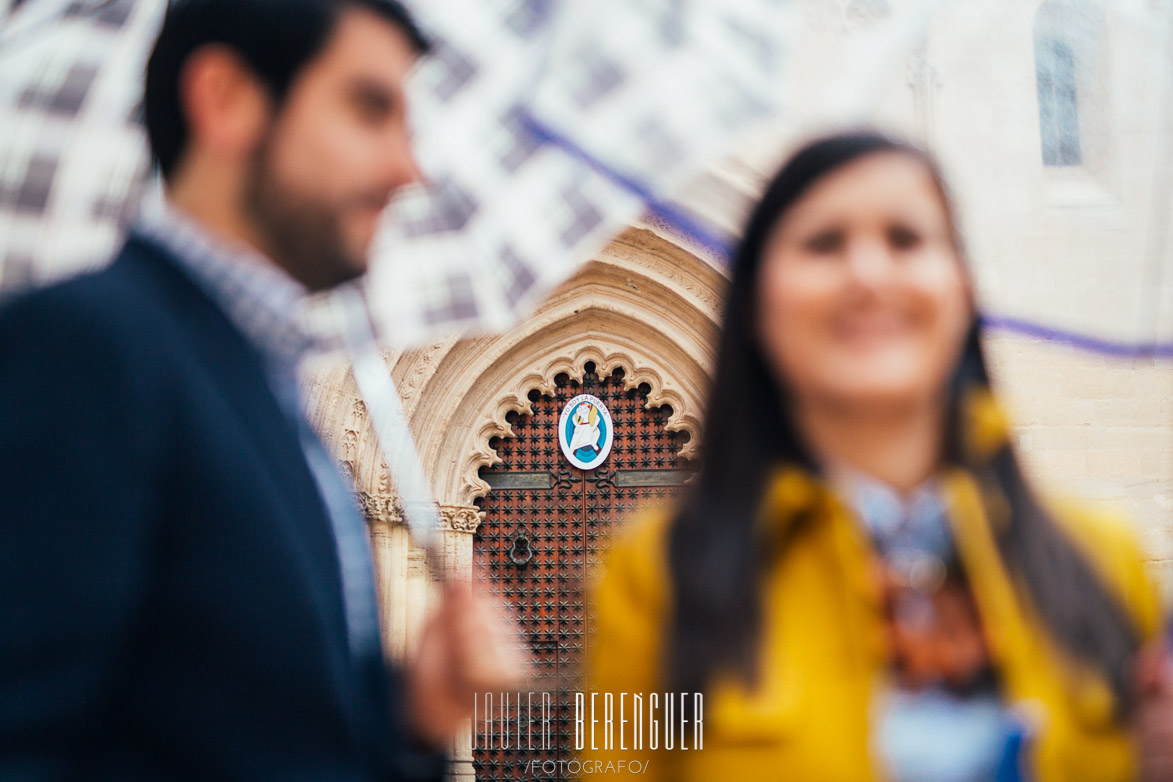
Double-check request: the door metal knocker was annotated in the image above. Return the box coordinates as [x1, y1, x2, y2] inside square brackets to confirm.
[508, 532, 534, 567]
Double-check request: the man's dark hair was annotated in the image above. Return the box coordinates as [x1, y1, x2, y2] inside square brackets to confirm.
[144, 0, 428, 181]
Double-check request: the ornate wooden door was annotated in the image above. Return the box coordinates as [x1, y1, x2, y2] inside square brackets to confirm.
[473, 363, 691, 781]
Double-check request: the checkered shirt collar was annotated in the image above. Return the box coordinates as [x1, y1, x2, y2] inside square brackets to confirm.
[132, 200, 314, 369]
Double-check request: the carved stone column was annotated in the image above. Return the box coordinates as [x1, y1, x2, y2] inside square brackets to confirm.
[436, 506, 481, 782]
[359, 493, 482, 781]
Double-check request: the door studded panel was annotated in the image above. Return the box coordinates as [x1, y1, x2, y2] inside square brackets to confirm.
[473, 363, 691, 780]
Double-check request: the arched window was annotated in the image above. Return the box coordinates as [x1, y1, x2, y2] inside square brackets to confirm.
[1036, 37, 1081, 165]
[1034, 0, 1105, 169]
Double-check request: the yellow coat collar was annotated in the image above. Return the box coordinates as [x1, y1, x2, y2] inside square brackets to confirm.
[753, 462, 1131, 749]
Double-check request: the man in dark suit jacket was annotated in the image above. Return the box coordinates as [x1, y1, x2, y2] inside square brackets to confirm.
[0, 1, 516, 778]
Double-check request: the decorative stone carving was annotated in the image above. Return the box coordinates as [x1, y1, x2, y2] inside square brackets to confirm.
[456, 345, 704, 506]
[356, 493, 484, 535]
[357, 491, 402, 524]
[306, 224, 724, 515]
[440, 506, 484, 533]
[297, 187, 724, 782]
[395, 339, 458, 418]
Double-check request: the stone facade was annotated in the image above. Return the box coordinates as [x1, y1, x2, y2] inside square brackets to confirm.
[682, 0, 1173, 592]
[302, 1, 1172, 777]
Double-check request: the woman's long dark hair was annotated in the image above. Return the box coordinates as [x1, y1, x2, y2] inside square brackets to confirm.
[667, 130, 1141, 715]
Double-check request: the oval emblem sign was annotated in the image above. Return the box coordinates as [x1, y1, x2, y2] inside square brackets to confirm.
[558, 394, 613, 470]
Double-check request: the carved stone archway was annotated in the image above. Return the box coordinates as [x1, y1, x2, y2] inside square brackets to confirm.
[302, 225, 725, 779]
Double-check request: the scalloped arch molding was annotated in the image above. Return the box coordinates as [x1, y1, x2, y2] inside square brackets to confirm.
[304, 226, 726, 514]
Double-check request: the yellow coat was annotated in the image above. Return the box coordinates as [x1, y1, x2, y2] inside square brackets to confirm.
[583, 467, 1164, 782]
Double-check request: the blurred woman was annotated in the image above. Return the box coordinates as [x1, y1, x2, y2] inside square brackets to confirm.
[585, 131, 1167, 781]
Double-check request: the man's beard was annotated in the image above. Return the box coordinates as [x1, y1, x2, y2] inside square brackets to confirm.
[242, 136, 366, 292]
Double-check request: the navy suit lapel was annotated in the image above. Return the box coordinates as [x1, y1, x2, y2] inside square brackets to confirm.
[115, 236, 405, 765]
[117, 236, 352, 653]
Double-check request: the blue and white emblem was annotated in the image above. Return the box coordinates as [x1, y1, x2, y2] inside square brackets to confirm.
[558, 394, 613, 470]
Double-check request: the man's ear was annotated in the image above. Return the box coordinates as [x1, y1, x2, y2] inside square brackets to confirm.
[179, 45, 271, 163]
